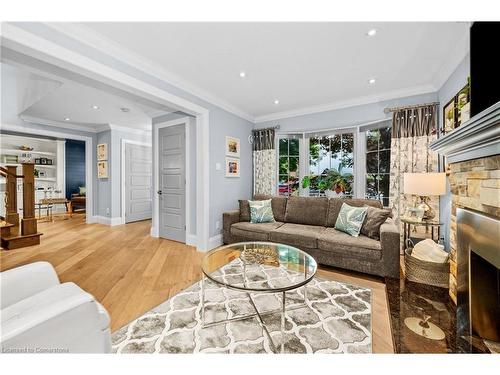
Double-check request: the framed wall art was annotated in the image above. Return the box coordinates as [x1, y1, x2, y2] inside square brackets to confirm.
[225, 136, 240, 158]
[97, 161, 108, 179]
[97, 143, 108, 161]
[225, 157, 240, 178]
[442, 79, 470, 135]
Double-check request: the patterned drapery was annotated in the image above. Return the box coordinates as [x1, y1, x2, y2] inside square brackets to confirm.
[389, 105, 439, 242]
[253, 128, 276, 195]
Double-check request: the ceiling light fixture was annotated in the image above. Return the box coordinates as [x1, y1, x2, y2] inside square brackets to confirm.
[239, 71, 246, 78]
[366, 29, 377, 37]
[368, 78, 376, 85]
[274, 99, 280, 105]
[120, 107, 130, 113]
[91, 105, 100, 110]
[64, 117, 70, 121]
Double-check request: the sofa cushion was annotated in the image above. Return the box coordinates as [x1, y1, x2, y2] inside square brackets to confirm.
[238, 200, 251, 222]
[317, 227, 382, 260]
[326, 198, 383, 227]
[231, 221, 284, 241]
[284, 196, 329, 226]
[253, 194, 288, 222]
[269, 223, 326, 249]
[361, 206, 391, 240]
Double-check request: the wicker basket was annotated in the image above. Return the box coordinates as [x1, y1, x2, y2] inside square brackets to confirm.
[404, 241, 449, 288]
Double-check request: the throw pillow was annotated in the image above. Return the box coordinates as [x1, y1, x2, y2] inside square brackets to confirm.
[334, 203, 368, 237]
[238, 200, 251, 222]
[361, 206, 391, 240]
[249, 199, 275, 224]
[79, 186, 86, 196]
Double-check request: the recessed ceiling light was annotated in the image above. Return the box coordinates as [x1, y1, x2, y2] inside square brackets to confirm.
[368, 78, 376, 85]
[64, 117, 70, 121]
[274, 99, 280, 105]
[91, 105, 100, 110]
[120, 107, 130, 113]
[366, 29, 377, 37]
[239, 71, 246, 78]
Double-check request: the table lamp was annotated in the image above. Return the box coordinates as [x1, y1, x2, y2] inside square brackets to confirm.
[403, 173, 446, 220]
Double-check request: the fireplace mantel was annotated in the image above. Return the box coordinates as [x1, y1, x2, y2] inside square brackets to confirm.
[430, 101, 500, 163]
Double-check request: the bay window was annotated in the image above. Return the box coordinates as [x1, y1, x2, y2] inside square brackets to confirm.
[365, 126, 391, 206]
[278, 137, 300, 196]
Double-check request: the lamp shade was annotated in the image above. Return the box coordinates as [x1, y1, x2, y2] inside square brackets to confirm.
[403, 173, 447, 196]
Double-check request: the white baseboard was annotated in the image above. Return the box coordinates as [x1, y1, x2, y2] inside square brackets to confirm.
[150, 226, 159, 237]
[92, 216, 123, 226]
[208, 234, 223, 250]
[186, 234, 198, 247]
[87, 215, 98, 224]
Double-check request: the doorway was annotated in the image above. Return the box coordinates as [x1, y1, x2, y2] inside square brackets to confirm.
[123, 142, 152, 223]
[158, 124, 186, 242]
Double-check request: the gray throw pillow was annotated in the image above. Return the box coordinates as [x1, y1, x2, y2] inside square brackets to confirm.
[361, 206, 391, 240]
[238, 200, 251, 222]
[249, 199, 275, 223]
[334, 203, 368, 237]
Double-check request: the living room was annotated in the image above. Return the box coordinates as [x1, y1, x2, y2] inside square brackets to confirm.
[1, 1, 499, 374]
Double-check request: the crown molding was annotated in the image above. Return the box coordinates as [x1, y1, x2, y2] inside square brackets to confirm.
[19, 114, 102, 133]
[254, 84, 437, 123]
[42, 22, 255, 123]
[107, 123, 152, 135]
[432, 25, 471, 93]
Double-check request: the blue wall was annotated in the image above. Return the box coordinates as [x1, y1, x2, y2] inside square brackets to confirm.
[65, 139, 86, 199]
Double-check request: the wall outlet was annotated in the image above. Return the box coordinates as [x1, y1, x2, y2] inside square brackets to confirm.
[106, 208, 110, 217]
[215, 220, 221, 230]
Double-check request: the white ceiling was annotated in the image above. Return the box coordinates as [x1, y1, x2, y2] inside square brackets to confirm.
[2, 62, 171, 131]
[79, 22, 470, 120]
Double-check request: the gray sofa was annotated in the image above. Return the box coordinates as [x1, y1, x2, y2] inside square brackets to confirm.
[223, 195, 400, 278]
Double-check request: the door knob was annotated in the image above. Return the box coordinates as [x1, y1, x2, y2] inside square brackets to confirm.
[157, 190, 162, 195]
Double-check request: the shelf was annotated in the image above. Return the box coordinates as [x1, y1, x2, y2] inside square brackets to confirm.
[0, 163, 56, 169]
[35, 177, 57, 182]
[1, 149, 56, 156]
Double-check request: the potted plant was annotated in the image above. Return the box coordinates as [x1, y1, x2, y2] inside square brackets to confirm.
[323, 166, 353, 198]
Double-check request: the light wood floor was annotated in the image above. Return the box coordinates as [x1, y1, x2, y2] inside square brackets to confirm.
[0, 215, 394, 353]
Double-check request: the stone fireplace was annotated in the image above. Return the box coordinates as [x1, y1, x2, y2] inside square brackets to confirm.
[431, 101, 500, 352]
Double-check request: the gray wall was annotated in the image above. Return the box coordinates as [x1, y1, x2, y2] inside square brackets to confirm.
[437, 54, 470, 248]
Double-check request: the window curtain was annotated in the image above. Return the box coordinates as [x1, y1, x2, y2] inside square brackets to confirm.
[389, 105, 439, 236]
[253, 128, 276, 195]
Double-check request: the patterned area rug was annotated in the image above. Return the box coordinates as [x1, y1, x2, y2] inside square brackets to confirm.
[112, 264, 372, 354]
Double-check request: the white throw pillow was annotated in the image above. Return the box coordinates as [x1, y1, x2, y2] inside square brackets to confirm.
[411, 239, 449, 263]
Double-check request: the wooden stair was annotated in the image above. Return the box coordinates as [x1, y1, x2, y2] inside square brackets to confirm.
[1, 232, 43, 250]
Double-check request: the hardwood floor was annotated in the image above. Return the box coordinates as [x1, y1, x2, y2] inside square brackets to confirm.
[0, 214, 394, 353]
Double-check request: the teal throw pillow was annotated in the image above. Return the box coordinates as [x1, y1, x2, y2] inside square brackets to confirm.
[334, 203, 368, 237]
[249, 199, 275, 224]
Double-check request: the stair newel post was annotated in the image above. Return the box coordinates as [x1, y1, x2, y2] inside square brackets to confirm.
[5, 165, 19, 226]
[21, 163, 37, 236]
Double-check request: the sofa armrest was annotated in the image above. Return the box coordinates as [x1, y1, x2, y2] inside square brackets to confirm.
[1, 262, 60, 309]
[380, 218, 401, 278]
[223, 210, 240, 232]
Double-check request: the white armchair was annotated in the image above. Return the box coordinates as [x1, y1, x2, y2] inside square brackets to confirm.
[1, 262, 111, 353]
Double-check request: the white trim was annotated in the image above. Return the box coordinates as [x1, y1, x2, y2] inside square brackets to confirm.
[20, 114, 103, 133]
[2, 22, 211, 251]
[1, 122, 94, 223]
[101, 123, 151, 135]
[94, 215, 123, 226]
[254, 84, 436, 123]
[153, 117, 196, 248]
[208, 234, 223, 250]
[121, 139, 152, 225]
[43, 22, 254, 123]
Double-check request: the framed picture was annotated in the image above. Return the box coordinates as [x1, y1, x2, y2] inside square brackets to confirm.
[443, 97, 456, 134]
[97, 161, 108, 179]
[225, 136, 240, 157]
[97, 143, 108, 161]
[18, 152, 34, 164]
[40, 157, 47, 165]
[225, 157, 240, 178]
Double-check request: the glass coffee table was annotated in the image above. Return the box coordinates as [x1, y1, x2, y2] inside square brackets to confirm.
[201, 241, 317, 353]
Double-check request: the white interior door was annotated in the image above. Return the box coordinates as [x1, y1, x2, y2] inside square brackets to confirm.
[125, 143, 152, 223]
[158, 125, 186, 242]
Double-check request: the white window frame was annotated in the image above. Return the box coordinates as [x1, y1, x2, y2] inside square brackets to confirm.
[275, 134, 303, 197]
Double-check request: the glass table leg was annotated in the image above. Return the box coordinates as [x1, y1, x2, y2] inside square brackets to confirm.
[201, 274, 206, 326]
[281, 291, 285, 354]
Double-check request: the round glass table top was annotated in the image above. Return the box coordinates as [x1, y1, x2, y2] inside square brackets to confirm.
[201, 242, 317, 293]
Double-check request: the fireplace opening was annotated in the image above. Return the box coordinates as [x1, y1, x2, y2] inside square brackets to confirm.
[470, 250, 500, 343]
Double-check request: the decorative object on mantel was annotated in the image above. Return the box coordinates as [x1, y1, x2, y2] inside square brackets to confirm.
[442, 79, 471, 135]
[225, 136, 240, 158]
[97, 143, 108, 161]
[403, 173, 446, 220]
[389, 103, 439, 248]
[252, 127, 276, 194]
[97, 161, 108, 179]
